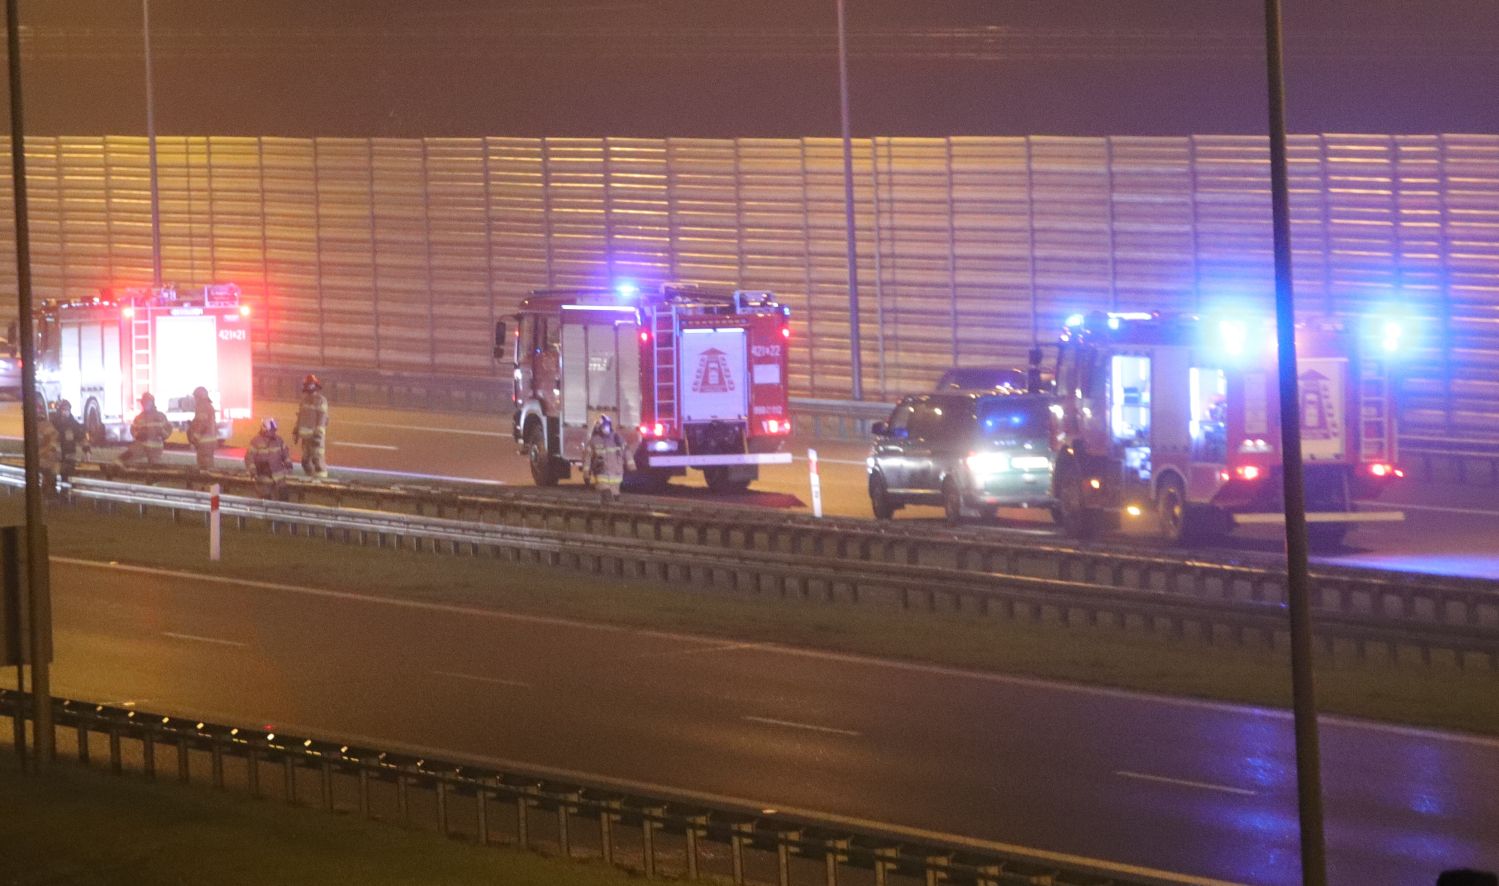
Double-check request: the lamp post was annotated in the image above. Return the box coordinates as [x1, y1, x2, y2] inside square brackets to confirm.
[5, 0, 55, 766]
[1261, 1, 1327, 883]
[836, 0, 863, 400]
[143, 0, 163, 287]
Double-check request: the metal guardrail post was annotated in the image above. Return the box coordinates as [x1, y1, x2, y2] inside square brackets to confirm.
[923, 853, 950, 886]
[395, 767, 410, 824]
[684, 813, 708, 880]
[776, 827, 802, 886]
[730, 820, 754, 885]
[320, 761, 334, 810]
[476, 786, 491, 846]
[639, 804, 664, 878]
[823, 836, 850, 886]
[553, 788, 579, 858]
[873, 845, 900, 886]
[75, 720, 89, 765]
[246, 745, 261, 798]
[177, 733, 190, 784]
[358, 767, 372, 818]
[211, 735, 225, 789]
[283, 754, 297, 805]
[107, 727, 122, 775]
[140, 719, 156, 779]
[436, 778, 450, 836]
[598, 797, 621, 866]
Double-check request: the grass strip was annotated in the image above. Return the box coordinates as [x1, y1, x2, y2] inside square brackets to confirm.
[0, 752, 632, 886]
[30, 501, 1499, 737]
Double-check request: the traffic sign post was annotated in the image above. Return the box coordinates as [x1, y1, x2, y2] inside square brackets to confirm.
[807, 449, 824, 518]
[209, 484, 222, 561]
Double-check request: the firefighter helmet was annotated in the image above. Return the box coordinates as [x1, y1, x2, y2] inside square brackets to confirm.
[595, 414, 613, 436]
[302, 373, 322, 392]
[260, 417, 279, 434]
[193, 386, 210, 400]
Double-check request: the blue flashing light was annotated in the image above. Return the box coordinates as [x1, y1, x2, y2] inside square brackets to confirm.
[1380, 319, 1403, 353]
[1107, 316, 1121, 330]
[1064, 313, 1085, 328]
[781, 305, 792, 317]
[1218, 319, 1248, 357]
[614, 281, 639, 299]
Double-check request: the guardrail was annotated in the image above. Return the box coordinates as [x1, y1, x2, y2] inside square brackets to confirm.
[0, 690, 1199, 886]
[8, 466, 1498, 668]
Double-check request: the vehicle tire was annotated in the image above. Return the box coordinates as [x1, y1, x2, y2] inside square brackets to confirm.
[703, 466, 751, 494]
[1307, 524, 1348, 551]
[524, 422, 559, 487]
[1054, 459, 1098, 540]
[84, 399, 106, 447]
[942, 478, 965, 526]
[1156, 476, 1190, 545]
[869, 473, 896, 521]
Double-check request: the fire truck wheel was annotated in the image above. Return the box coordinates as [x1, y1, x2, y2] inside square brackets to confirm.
[869, 473, 896, 520]
[1307, 524, 1348, 551]
[84, 399, 106, 446]
[704, 467, 751, 494]
[1155, 476, 1190, 545]
[524, 423, 560, 487]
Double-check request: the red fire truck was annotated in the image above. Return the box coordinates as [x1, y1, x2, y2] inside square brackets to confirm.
[1048, 310, 1404, 547]
[501, 283, 794, 492]
[33, 284, 254, 444]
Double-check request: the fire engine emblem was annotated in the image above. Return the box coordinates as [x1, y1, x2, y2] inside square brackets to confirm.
[691, 347, 736, 394]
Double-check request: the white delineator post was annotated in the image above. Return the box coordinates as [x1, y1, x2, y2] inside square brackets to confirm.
[209, 483, 221, 561]
[808, 449, 823, 518]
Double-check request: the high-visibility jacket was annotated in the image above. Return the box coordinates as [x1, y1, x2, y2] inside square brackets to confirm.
[295, 393, 329, 441]
[244, 433, 291, 475]
[51, 414, 89, 459]
[187, 400, 218, 447]
[131, 407, 172, 447]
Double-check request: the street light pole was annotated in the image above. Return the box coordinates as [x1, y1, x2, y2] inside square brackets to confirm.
[1261, 1, 1328, 883]
[5, 0, 55, 766]
[143, 0, 162, 287]
[836, 0, 863, 400]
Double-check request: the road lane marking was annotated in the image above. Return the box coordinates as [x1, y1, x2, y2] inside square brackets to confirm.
[1368, 501, 1499, 518]
[335, 442, 400, 451]
[630, 642, 764, 659]
[54, 558, 1499, 750]
[1115, 771, 1258, 797]
[743, 716, 861, 737]
[338, 420, 508, 438]
[46, 699, 1241, 886]
[430, 670, 531, 689]
[162, 631, 247, 648]
[332, 466, 506, 486]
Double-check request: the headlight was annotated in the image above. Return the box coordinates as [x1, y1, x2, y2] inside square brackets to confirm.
[965, 452, 1009, 474]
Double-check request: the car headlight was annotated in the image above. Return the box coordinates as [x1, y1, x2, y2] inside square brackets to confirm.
[965, 452, 1009, 474]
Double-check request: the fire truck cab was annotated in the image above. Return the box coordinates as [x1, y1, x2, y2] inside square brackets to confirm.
[34, 284, 254, 445]
[1049, 310, 1404, 547]
[502, 282, 794, 492]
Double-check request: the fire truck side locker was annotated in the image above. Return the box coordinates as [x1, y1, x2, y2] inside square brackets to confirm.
[558, 310, 642, 466]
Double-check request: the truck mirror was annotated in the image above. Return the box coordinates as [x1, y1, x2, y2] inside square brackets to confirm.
[871, 420, 889, 437]
[493, 321, 508, 361]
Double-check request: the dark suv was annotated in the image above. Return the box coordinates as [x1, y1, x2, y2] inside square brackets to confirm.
[867, 391, 1056, 523]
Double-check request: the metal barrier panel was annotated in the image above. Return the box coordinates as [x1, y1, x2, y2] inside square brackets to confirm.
[1, 133, 1498, 456]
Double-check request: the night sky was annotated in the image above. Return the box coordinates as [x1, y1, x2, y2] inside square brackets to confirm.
[9, 0, 1498, 137]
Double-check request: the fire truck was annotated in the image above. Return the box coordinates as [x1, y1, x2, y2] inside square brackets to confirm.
[500, 282, 794, 492]
[32, 284, 254, 445]
[1047, 310, 1404, 547]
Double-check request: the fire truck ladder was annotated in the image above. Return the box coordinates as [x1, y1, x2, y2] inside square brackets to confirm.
[1359, 356, 1393, 463]
[652, 307, 678, 429]
[130, 311, 153, 406]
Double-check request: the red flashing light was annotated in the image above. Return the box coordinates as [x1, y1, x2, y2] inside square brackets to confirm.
[639, 330, 651, 343]
[1235, 465, 1262, 481]
[780, 326, 791, 340]
[639, 422, 666, 438]
[239, 305, 252, 318]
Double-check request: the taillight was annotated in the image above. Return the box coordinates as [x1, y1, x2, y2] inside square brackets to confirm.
[1367, 463, 1404, 479]
[639, 330, 651, 343]
[780, 326, 791, 340]
[763, 418, 791, 435]
[1234, 465, 1262, 481]
[639, 422, 666, 438]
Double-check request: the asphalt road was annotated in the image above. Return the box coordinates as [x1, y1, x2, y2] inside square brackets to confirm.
[46, 560, 1499, 886]
[7, 399, 1495, 579]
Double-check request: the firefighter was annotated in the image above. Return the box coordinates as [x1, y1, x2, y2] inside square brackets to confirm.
[293, 373, 329, 480]
[186, 386, 220, 471]
[244, 417, 292, 500]
[118, 392, 171, 467]
[34, 395, 60, 496]
[50, 399, 91, 488]
[584, 413, 626, 504]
